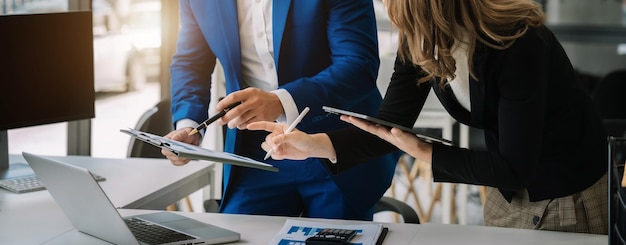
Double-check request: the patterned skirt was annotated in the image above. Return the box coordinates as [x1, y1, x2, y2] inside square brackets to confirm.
[483, 173, 608, 234]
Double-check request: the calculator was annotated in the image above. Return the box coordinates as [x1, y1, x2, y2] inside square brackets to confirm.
[305, 228, 357, 245]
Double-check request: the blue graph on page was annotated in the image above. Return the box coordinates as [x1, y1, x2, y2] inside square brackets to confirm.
[276, 226, 363, 245]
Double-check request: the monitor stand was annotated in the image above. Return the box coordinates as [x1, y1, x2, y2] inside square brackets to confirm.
[0, 130, 36, 180]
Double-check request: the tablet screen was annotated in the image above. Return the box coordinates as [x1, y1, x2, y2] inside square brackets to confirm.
[322, 106, 454, 146]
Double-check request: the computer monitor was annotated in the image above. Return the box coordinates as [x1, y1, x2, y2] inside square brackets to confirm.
[0, 11, 95, 180]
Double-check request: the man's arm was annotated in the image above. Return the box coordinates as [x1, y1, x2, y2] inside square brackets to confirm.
[278, 0, 381, 129]
[170, 0, 217, 127]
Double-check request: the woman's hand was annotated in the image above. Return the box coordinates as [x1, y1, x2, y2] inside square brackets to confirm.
[247, 121, 336, 161]
[341, 115, 433, 163]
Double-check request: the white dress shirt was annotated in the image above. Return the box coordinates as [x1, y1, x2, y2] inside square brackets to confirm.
[177, 0, 299, 132]
[448, 32, 471, 112]
[236, 0, 298, 124]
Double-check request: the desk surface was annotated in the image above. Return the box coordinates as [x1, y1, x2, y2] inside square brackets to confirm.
[0, 154, 214, 245]
[44, 209, 608, 245]
[0, 155, 608, 245]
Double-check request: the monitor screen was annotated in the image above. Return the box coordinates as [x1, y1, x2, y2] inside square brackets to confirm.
[0, 11, 95, 181]
[0, 11, 95, 130]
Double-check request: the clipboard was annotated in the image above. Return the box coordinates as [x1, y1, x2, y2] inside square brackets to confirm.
[121, 128, 279, 172]
[322, 106, 454, 146]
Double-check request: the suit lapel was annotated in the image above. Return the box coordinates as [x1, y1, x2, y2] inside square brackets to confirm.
[272, 0, 292, 72]
[214, 0, 243, 92]
[210, 1, 242, 199]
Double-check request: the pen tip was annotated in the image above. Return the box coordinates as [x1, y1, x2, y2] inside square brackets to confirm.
[188, 129, 198, 136]
[263, 152, 271, 160]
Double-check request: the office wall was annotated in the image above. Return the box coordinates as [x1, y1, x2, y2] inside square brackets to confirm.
[546, 0, 626, 77]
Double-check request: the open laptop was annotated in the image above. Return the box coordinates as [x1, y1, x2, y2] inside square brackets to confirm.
[22, 152, 240, 245]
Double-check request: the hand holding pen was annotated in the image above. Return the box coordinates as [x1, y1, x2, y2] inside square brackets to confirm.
[188, 101, 242, 136]
[263, 107, 310, 160]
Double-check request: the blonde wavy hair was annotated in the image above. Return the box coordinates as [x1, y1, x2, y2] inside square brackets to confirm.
[385, 0, 545, 85]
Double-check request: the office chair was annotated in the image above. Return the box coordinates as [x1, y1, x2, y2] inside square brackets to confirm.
[127, 98, 194, 211]
[203, 196, 420, 224]
[609, 136, 626, 245]
[591, 69, 626, 139]
[592, 70, 626, 120]
[127, 98, 172, 159]
[374, 196, 420, 224]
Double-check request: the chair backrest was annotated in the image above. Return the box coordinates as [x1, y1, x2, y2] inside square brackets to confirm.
[374, 196, 420, 224]
[127, 98, 172, 158]
[609, 136, 626, 245]
[605, 119, 626, 139]
[592, 70, 626, 120]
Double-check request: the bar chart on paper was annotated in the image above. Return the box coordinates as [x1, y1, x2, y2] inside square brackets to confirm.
[270, 219, 382, 245]
[278, 226, 363, 245]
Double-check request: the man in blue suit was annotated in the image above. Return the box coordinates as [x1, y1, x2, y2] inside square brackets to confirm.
[163, 0, 399, 220]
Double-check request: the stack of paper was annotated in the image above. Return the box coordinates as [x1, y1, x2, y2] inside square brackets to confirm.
[269, 219, 387, 245]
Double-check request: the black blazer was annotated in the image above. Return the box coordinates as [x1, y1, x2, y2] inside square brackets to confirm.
[327, 25, 607, 202]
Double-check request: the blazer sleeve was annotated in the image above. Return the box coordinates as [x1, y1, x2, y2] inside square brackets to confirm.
[169, 0, 217, 126]
[278, 0, 382, 129]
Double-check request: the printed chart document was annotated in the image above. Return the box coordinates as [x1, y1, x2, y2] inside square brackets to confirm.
[269, 219, 387, 245]
[121, 128, 278, 172]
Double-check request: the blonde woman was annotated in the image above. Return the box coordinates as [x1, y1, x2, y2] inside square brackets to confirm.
[249, 0, 608, 234]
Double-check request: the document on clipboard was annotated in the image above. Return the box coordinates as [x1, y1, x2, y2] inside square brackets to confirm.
[120, 128, 279, 172]
[322, 106, 454, 146]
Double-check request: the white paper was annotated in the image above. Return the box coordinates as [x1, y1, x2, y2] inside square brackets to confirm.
[268, 219, 384, 245]
[120, 128, 278, 172]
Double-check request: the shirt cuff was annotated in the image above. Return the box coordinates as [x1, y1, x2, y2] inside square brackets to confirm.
[175, 118, 204, 137]
[329, 157, 337, 164]
[271, 89, 298, 124]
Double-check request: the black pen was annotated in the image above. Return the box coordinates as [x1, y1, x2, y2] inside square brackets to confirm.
[188, 101, 242, 136]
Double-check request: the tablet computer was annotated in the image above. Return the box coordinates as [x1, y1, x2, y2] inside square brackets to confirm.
[322, 106, 454, 146]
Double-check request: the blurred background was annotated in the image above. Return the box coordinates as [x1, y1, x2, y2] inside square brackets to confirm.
[2, 0, 163, 158]
[2, 0, 625, 224]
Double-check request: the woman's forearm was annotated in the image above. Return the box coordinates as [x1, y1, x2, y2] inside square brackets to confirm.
[309, 133, 338, 161]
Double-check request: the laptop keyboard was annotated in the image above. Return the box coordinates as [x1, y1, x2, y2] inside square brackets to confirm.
[124, 217, 196, 244]
[0, 174, 106, 194]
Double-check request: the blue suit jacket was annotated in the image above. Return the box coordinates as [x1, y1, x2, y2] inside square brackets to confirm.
[171, 0, 399, 212]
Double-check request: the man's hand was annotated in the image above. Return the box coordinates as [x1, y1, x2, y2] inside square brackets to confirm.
[217, 87, 283, 130]
[161, 127, 202, 166]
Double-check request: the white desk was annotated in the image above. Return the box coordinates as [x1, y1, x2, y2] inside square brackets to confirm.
[45, 209, 608, 245]
[0, 156, 608, 245]
[0, 154, 214, 245]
